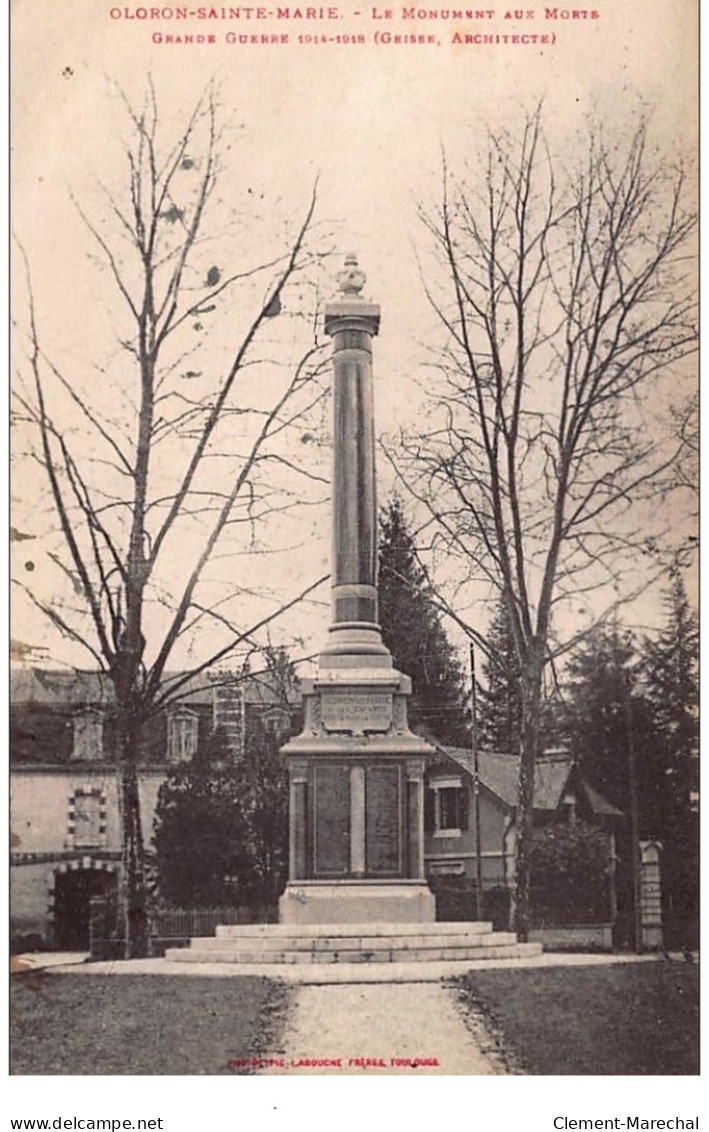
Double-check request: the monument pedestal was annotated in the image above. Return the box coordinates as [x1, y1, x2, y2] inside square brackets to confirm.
[280, 667, 437, 925]
[279, 883, 435, 925]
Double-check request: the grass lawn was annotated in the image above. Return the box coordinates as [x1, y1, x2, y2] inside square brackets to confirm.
[454, 961, 699, 1075]
[11, 972, 289, 1075]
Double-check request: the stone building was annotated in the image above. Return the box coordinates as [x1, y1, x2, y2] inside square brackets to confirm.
[10, 667, 295, 949]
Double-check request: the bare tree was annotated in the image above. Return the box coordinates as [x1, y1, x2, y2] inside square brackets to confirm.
[13, 84, 331, 956]
[394, 108, 696, 938]
[667, 390, 699, 508]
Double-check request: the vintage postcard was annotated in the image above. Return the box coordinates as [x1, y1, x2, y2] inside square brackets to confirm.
[9, 0, 699, 1111]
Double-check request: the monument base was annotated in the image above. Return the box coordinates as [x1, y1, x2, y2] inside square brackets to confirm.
[279, 882, 436, 925]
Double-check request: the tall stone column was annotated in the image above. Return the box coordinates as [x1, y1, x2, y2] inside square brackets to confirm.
[279, 255, 436, 926]
[321, 253, 390, 667]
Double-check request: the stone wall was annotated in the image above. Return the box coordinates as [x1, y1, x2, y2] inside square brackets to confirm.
[11, 768, 166, 945]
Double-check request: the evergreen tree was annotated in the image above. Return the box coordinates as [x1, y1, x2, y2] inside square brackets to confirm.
[558, 624, 637, 945]
[641, 574, 699, 939]
[236, 715, 289, 904]
[558, 623, 649, 816]
[153, 717, 288, 908]
[378, 498, 470, 747]
[561, 617, 694, 837]
[554, 604, 698, 946]
[477, 597, 523, 754]
[153, 727, 248, 907]
[557, 621, 671, 947]
[642, 574, 698, 816]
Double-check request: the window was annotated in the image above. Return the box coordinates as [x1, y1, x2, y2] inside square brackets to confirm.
[425, 778, 469, 837]
[67, 787, 107, 848]
[262, 707, 289, 737]
[71, 710, 104, 761]
[167, 709, 198, 763]
[561, 790, 577, 824]
[429, 860, 465, 877]
[439, 787, 462, 830]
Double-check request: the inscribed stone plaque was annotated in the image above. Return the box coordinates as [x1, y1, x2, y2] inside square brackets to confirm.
[313, 765, 350, 876]
[365, 765, 401, 876]
[321, 691, 392, 733]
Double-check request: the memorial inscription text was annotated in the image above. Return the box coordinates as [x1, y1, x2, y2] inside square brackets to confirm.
[321, 691, 393, 732]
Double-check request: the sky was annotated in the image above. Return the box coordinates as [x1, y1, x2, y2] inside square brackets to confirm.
[10, 0, 698, 677]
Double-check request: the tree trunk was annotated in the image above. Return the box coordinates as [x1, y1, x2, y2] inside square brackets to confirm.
[117, 716, 151, 959]
[510, 650, 544, 941]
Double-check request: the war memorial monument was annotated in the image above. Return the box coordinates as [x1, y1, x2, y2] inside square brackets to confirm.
[278, 253, 437, 925]
[169, 256, 541, 963]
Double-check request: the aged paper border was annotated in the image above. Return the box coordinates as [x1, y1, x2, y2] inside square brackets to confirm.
[8, 0, 700, 1117]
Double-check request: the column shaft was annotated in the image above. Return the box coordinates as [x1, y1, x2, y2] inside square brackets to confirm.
[323, 269, 387, 663]
[332, 338, 377, 623]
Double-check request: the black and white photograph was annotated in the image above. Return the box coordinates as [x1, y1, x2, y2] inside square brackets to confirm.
[9, 0, 699, 1108]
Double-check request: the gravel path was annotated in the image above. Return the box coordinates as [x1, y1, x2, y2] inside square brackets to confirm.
[262, 981, 501, 1075]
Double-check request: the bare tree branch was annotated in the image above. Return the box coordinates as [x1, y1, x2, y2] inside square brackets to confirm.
[13, 85, 330, 957]
[394, 108, 697, 938]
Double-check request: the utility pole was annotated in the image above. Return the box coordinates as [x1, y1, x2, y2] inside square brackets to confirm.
[624, 677, 643, 953]
[470, 643, 484, 920]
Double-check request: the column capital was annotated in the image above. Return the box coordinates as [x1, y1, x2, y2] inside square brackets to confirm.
[324, 301, 380, 339]
[324, 253, 380, 337]
[406, 757, 426, 782]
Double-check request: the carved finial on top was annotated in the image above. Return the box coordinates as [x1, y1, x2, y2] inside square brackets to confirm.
[336, 252, 367, 296]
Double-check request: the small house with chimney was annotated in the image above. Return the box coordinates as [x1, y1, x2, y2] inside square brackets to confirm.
[424, 746, 623, 944]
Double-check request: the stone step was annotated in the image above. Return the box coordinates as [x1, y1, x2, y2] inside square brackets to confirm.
[214, 920, 494, 940]
[191, 930, 518, 952]
[165, 941, 543, 965]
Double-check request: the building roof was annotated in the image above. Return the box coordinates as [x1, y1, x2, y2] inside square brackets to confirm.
[10, 668, 112, 707]
[10, 667, 299, 709]
[438, 746, 623, 817]
[580, 778, 625, 817]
